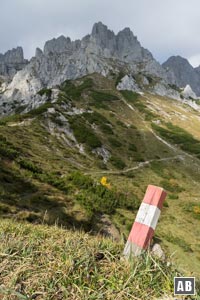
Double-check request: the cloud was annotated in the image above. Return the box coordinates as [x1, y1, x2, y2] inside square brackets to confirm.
[188, 54, 200, 68]
[0, 0, 200, 66]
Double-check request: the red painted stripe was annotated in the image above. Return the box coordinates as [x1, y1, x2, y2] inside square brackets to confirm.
[142, 185, 167, 210]
[127, 222, 154, 249]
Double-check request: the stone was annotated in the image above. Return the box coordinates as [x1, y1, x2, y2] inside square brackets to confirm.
[151, 243, 165, 260]
[117, 75, 141, 92]
[181, 84, 198, 99]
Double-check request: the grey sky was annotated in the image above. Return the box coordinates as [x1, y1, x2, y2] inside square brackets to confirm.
[1, 0, 200, 66]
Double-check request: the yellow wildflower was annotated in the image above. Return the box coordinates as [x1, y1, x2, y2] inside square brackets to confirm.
[100, 176, 111, 189]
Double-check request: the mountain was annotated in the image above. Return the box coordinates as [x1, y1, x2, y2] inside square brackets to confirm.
[1, 22, 200, 118]
[0, 46, 28, 79]
[1, 22, 181, 116]
[163, 55, 200, 96]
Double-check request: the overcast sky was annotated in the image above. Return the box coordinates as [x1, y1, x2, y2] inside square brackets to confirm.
[1, 0, 200, 67]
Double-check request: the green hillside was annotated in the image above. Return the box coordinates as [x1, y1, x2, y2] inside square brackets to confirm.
[0, 73, 200, 298]
[0, 219, 179, 300]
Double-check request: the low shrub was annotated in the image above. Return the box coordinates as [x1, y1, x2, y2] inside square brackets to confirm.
[37, 88, 52, 99]
[91, 91, 119, 102]
[0, 135, 20, 159]
[18, 158, 42, 174]
[60, 78, 94, 101]
[110, 156, 126, 169]
[128, 143, 137, 152]
[69, 116, 102, 149]
[108, 137, 122, 148]
[120, 90, 139, 101]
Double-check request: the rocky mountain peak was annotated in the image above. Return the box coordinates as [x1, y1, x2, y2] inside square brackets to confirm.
[1, 47, 25, 64]
[90, 22, 116, 52]
[35, 47, 43, 58]
[0, 47, 28, 79]
[43, 35, 73, 55]
[91, 22, 113, 36]
[163, 55, 200, 96]
[195, 65, 200, 74]
[163, 55, 193, 70]
[0, 22, 200, 113]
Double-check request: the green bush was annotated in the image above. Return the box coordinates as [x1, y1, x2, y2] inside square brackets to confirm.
[0, 135, 19, 159]
[83, 112, 113, 134]
[28, 103, 52, 117]
[110, 156, 126, 169]
[132, 153, 144, 162]
[115, 71, 125, 87]
[128, 143, 137, 152]
[83, 111, 109, 125]
[116, 120, 126, 127]
[91, 91, 119, 102]
[68, 171, 94, 189]
[18, 158, 42, 174]
[108, 137, 122, 148]
[37, 88, 52, 99]
[120, 90, 139, 101]
[76, 185, 118, 215]
[60, 78, 94, 101]
[69, 116, 102, 149]
[35, 173, 69, 193]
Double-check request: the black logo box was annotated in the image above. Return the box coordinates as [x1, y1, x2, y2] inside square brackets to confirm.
[174, 277, 195, 295]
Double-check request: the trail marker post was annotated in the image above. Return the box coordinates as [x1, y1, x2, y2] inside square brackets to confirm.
[123, 185, 167, 257]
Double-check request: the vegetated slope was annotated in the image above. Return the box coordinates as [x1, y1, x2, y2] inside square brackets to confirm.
[0, 219, 180, 300]
[0, 73, 200, 280]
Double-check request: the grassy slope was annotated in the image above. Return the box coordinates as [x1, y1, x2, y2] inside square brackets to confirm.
[0, 219, 179, 300]
[0, 73, 200, 297]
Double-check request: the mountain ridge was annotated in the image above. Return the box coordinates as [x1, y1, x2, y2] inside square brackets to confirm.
[0, 22, 200, 117]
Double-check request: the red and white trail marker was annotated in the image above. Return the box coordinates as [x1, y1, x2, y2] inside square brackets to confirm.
[123, 185, 167, 257]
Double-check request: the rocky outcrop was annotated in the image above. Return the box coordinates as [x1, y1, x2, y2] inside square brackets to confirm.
[0, 47, 28, 79]
[163, 56, 200, 96]
[117, 75, 141, 92]
[181, 84, 198, 99]
[151, 82, 181, 100]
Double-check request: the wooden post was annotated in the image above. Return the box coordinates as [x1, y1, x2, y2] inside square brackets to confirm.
[123, 185, 167, 257]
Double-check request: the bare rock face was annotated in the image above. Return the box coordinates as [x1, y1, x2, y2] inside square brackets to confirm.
[181, 84, 198, 99]
[0, 22, 190, 115]
[19, 22, 169, 89]
[0, 47, 28, 79]
[151, 81, 181, 100]
[163, 56, 200, 96]
[117, 75, 141, 92]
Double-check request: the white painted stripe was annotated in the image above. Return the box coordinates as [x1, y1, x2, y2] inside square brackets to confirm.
[135, 203, 161, 230]
[123, 240, 143, 257]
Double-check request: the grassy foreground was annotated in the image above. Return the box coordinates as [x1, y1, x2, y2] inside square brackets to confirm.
[0, 218, 183, 300]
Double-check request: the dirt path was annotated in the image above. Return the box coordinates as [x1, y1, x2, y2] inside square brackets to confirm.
[84, 154, 184, 175]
